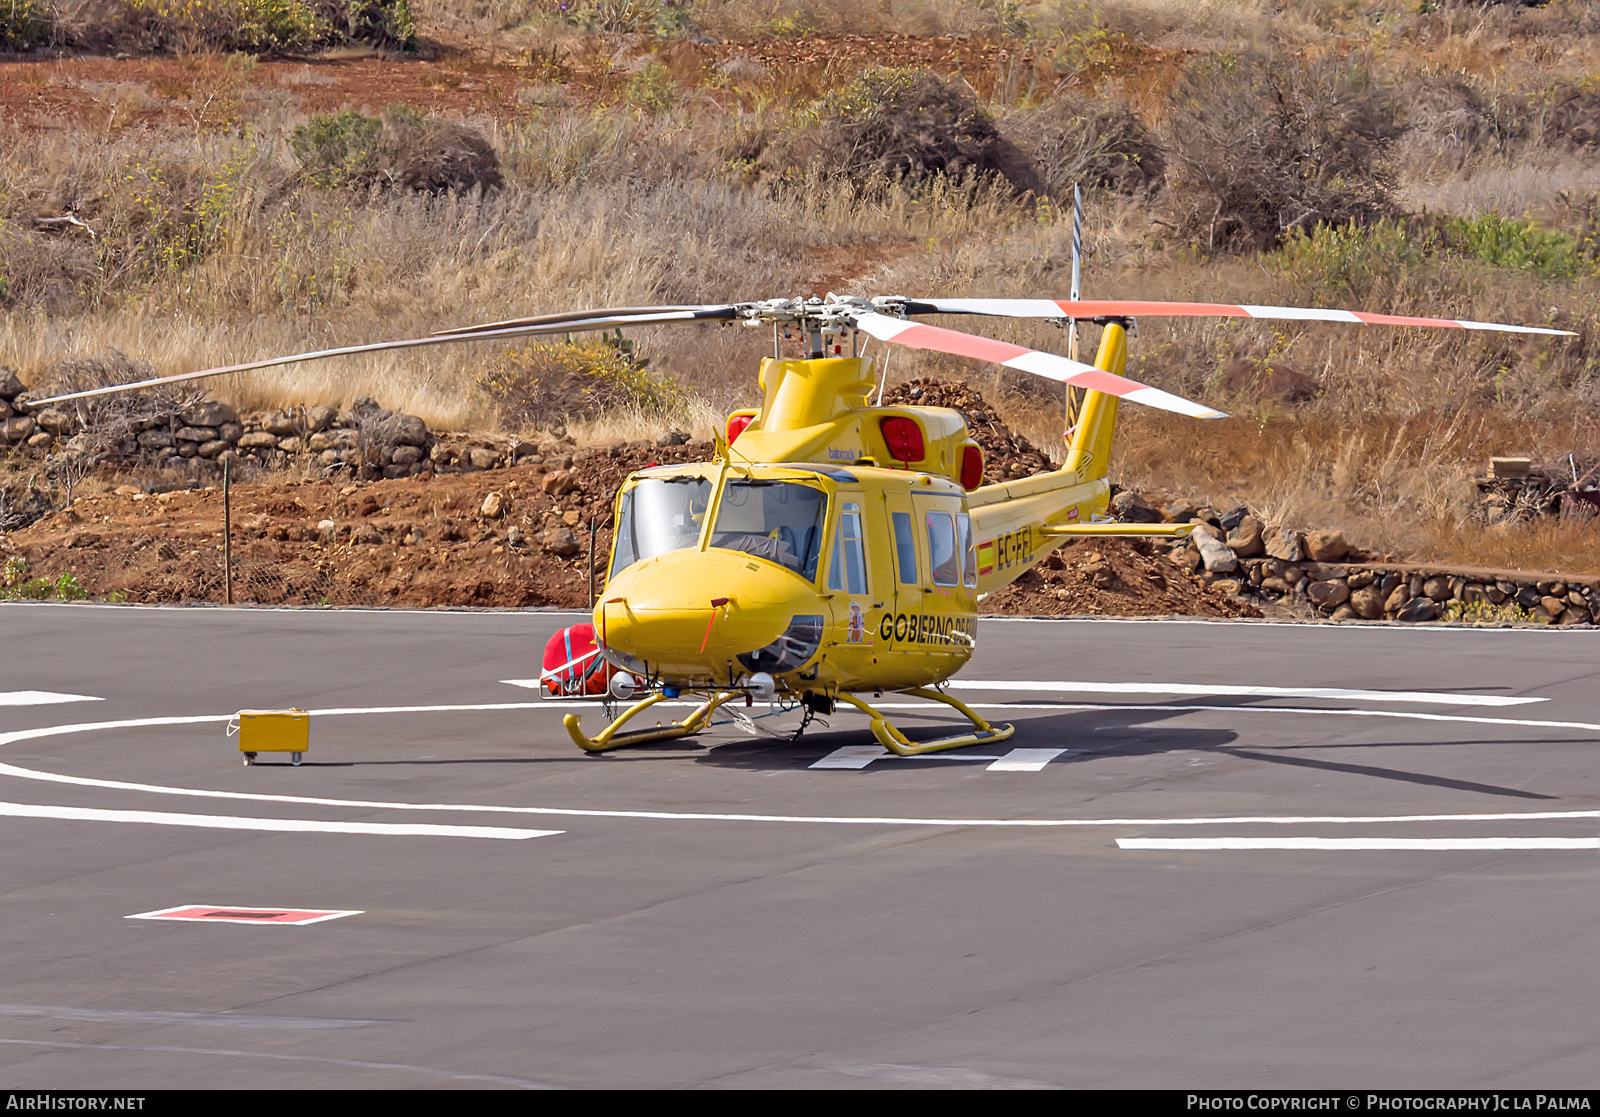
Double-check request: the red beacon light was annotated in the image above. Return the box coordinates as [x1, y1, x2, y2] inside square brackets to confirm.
[960, 444, 984, 490]
[880, 417, 924, 463]
[727, 414, 754, 443]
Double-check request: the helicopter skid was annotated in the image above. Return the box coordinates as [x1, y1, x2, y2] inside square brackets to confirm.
[564, 691, 739, 754]
[836, 687, 1015, 757]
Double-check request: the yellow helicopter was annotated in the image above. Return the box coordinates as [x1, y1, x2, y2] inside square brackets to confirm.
[30, 291, 1573, 758]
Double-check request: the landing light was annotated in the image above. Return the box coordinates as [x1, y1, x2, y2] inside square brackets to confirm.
[609, 672, 637, 700]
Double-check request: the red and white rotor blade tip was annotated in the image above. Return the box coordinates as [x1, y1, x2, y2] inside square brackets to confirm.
[911, 299, 1575, 337]
[853, 311, 1226, 420]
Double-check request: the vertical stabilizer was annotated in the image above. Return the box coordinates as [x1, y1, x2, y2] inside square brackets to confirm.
[1061, 321, 1127, 481]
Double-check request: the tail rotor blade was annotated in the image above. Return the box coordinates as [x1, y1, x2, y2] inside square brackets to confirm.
[852, 311, 1226, 420]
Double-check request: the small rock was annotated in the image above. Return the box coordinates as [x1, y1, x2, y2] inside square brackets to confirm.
[1265, 528, 1303, 562]
[1307, 579, 1351, 610]
[237, 431, 279, 450]
[1218, 505, 1250, 532]
[1383, 584, 1408, 613]
[541, 469, 578, 496]
[217, 422, 243, 443]
[1260, 576, 1292, 595]
[1348, 570, 1375, 590]
[198, 440, 229, 459]
[306, 404, 338, 432]
[390, 445, 423, 467]
[182, 400, 236, 427]
[656, 429, 689, 447]
[392, 415, 429, 447]
[1396, 598, 1438, 623]
[1349, 584, 1385, 619]
[262, 411, 298, 436]
[468, 447, 500, 471]
[1111, 490, 1161, 523]
[1328, 604, 1358, 621]
[34, 408, 72, 436]
[540, 527, 581, 556]
[481, 491, 506, 519]
[1423, 576, 1452, 602]
[383, 464, 409, 479]
[4, 415, 37, 442]
[1211, 577, 1244, 596]
[317, 519, 336, 530]
[562, 510, 582, 527]
[352, 523, 383, 545]
[1302, 530, 1350, 562]
[1225, 514, 1265, 558]
[26, 431, 52, 448]
[1541, 595, 1567, 617]
[279, 436, 305, 454]
[1194, 533, 1239, 574]
[1564, 601, 1592, 625]
[319, 449, 341, 466]
[175, 426, 216, 443]
[0, 368, 24, 399]
[507, 526, 524, 547]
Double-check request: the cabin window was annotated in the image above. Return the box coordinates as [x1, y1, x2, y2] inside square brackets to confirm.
[710, 480, 827, 580]
[610, 477, 713, 578]
[891, 511, 918, 585]
[827, 502, 868, 595]
[958, 513, 977, 588]
[926, 511, 960, 587]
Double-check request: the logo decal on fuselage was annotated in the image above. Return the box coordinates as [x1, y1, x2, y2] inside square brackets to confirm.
[846, 600, 866, 644]
[878, 612, 976, 647]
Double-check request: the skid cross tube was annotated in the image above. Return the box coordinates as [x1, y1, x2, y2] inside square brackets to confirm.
[565, 691, 740, 754]
[835, 688, 1016, 756]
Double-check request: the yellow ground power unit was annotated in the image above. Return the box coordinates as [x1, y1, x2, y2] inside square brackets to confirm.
[232, 709, 310, 766]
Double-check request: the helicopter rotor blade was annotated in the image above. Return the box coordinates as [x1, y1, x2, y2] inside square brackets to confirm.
[24, 308, 739, 409]
[430, 304, 741, 339]
[899, 298, 1576, 337]
[851, 311, 1227, 420]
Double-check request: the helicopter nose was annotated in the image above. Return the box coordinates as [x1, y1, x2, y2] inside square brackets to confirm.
[595, 549, 818, 678]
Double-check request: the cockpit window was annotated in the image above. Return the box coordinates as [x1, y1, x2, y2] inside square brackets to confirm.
[710, 480, 827, 580]
[609, 477, 713, 578]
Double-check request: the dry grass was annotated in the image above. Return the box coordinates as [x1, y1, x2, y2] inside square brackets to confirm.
[6, 0, 1600, 573]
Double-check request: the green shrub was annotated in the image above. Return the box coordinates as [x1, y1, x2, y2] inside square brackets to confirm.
[289, 109, 382, 189]
[476, 334, 684, 427]
[563, 0, 694, 37]
[117, 0, 414, 54]
[625, 62, 677, 114]
[0, 559, 86, 602]
[1271, 215, 1593, 306]
[1442, 213, 1590, 281]
[0, 0, 51, 49]
[290, 107, 501, 193]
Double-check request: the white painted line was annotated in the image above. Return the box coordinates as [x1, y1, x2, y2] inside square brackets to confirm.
[947, 680, 1543, 707]
[811, 746, 889, 769]
[1118, 836, 1600, 851]
[0, 691, 102, 707]
[0, 800, 558, 840]
[6, 703, 1600, 831]
[987, 748, 1068, 772]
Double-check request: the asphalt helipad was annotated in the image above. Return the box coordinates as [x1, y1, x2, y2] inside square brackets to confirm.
[2, 603, 1598, 1088]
